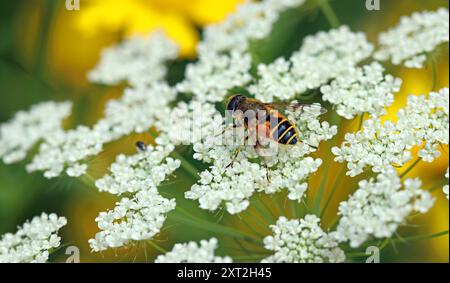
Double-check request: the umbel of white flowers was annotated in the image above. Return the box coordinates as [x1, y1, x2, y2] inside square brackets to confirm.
[375, 8, 449, 68]
[262, 215, 345, 263]
[0, 213, 66, 263]
[333, 88, 449, 177]
[332, 170, 434, 248]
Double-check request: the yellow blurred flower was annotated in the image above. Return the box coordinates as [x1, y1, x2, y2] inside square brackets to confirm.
[77, 0, 244, 57]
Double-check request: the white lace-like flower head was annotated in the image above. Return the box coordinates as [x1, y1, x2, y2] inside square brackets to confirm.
[262, 215, 345, 263]
[155, 238, 232, 263]
[88, 31, 178, 86]
[27, 83, 176, 178]
[332, 170, 434, 248]
[0, 101, 72, 164]
[200, 0, 306, 53]
[321, 62, 402, 119]
[396, 88, 449, 162]
[333, 88, 449, 176]
[95, 143, 179, 195]
[0, 213, 67, 263]
[250, 26, 374, 102]
[89, 189, 176, 252]
[374, 8, 449, 68]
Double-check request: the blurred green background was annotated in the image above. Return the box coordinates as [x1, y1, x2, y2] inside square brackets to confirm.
[0, 0, 448, 262]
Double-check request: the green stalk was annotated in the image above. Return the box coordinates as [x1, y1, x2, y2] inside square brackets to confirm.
[399, 158, 421, 179]
[147, 240, 167, 254]
[319, 165, 346, 218]
[171, 207, 259, 243]
[170, 150, 199, 180]
[430, 58, 438, 92]
[316, 0, 340, 28]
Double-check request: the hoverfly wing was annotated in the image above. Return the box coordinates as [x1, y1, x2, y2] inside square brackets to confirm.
[264, 101, 327, 116]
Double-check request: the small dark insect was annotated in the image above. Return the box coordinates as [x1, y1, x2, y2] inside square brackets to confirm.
[136, 141, 148, 152]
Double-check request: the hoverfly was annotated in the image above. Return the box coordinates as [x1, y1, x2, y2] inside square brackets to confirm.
[224, 95, 326, 178]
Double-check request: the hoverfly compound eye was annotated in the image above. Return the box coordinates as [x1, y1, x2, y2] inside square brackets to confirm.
[227, 95, 244, 112]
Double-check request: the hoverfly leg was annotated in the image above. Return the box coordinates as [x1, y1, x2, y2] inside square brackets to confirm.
[225, 135, 248, 169]
[225, 145, 243, 169]
[254, 142, 271, 183]
[217, 123, 239, 137]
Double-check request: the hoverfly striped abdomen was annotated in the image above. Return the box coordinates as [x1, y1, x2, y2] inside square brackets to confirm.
[268, 112, 298, 145]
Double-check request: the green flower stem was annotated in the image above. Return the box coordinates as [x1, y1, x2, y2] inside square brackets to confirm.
[362, 230, 449, 248]
[316, 0, 340, 28]
[399, 158, 421, 179]
[430, 57, 438, 92]
[312, 160, 331, 215]
[147, 128, 200, 179]
[320, 165, 346, 218]
[170, 150, 199, 180]
[233, 255, 267, 262]
[172, 207, 260, 244]
[147, 240, 167, 254]
[358, 113, 365, 131]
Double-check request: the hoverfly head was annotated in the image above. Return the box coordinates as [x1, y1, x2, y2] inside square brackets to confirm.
[226, 95, 245, 112]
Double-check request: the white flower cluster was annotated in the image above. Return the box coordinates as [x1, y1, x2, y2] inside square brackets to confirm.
[0, 213, 67, 263]
[88, 32, 178, 86]
[321, 62, 402, 119]
[0, 101, 72, 164]
[177, 0, 307, 103]
[332, 170, 434, 248]
[332, 119, 411, 177]
[27, 83, 176, 178]
[333, 88, 449, 176]
[396, 88, 449, 162]
[95, 144, 180, 195]
[89, 144, 179, 252]
[155, 238, 232, 263]
[444, 168, 449, 200]
[262, 215, 345, 263]
[156, 100, 224, 146]
[200, 0, 306, 53]
[186, 105, 337, 214]
[89, 190, 176, 252]
[176, 50, 252, 103]
[250, 26, 374, 102]
[374, 8, 449, 68]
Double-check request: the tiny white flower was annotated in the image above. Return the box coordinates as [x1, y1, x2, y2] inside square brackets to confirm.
[0, 213, 67, 263]
[321, 62, 402, 119]
[332, 170, 434, 248]
[88, 31, 178, 86]
[374, 8, 449, 68]
[0, 101, 72, 164]
[155, 238, 232, 263]
[262, 215, 345, 263]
